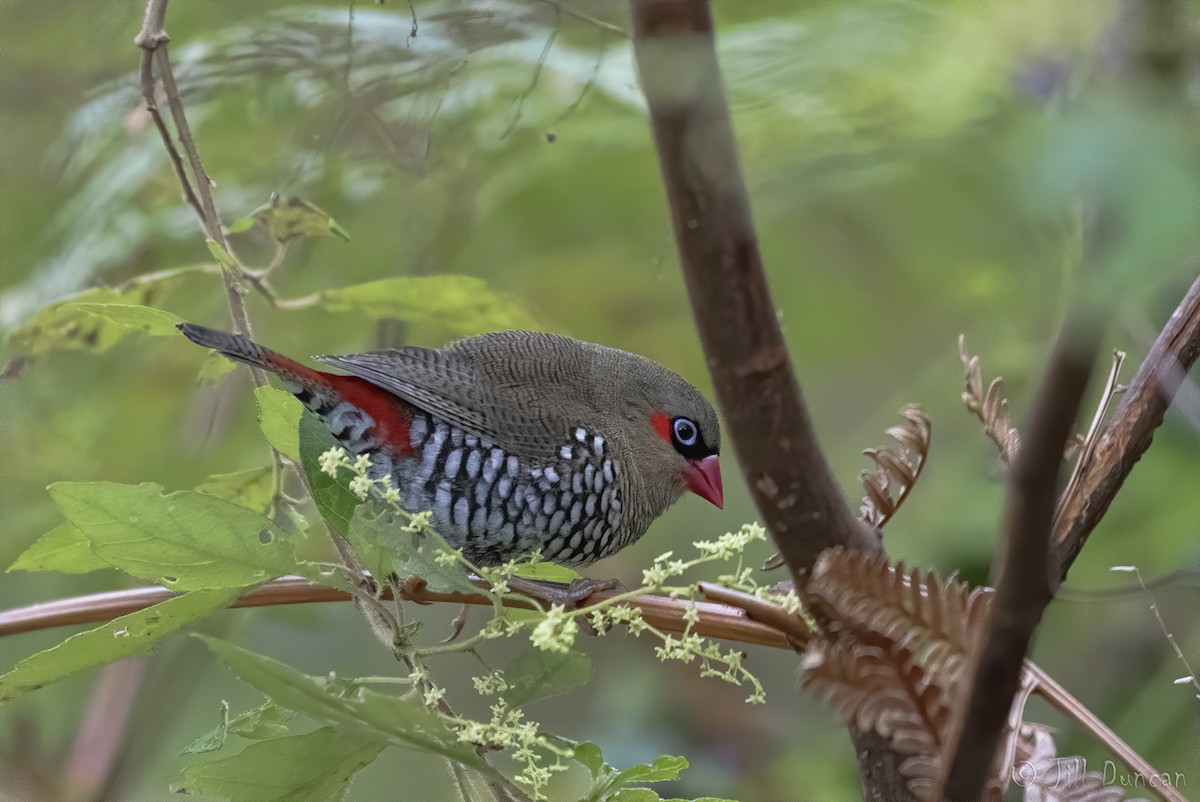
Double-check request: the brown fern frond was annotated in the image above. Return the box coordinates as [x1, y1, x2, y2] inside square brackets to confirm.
[859, 404, 932, 529]
[959, 334, 1022, 464]
[1019, 728, 1147, 802]
[809, 547, 993, 687]
[802, 630, 953, 800]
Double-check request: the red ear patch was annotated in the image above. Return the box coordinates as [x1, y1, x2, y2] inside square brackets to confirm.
[650, 411, 672, 442]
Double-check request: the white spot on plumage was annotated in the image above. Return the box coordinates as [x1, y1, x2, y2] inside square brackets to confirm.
[506, 455, 519, 477]
[549, 509, 566, 534]
[574, 428, 587, 443]
[465, 450, 482, 479]
[543, 466, 559, 484]
[483, 449, 504, 484]
[454, 497, 470, 528]
[602, 460, 614, 484]
[444, 448, 462, 479]
[592, 435, 605, 456]
[560, 445, 572, 460]
[497, 475, 513, 500]
[585, 495, 596, 517]
[542, 495, 555, 515]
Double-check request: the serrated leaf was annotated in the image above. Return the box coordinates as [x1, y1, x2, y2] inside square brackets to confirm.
[7, 522, 109, 574]
[615, 755, 689, 786]
[250, 194, 350, 244]
[502, 647, 591, 708]
[175, 727, 384, 802]
[255, 386, 303, 463]
[0, 589, 240, 703]
[320, 276, 541, 337]
[197, 467, 276, 516]
[48, 482, 302, 590]
[298, 413, 361, 536]
[199, 637, 483, 767]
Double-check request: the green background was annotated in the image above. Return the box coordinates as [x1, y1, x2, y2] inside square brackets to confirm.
[1, 1, 1197, 800]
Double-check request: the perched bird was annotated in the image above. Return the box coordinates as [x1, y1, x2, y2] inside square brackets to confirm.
[178, 324, 723, 568]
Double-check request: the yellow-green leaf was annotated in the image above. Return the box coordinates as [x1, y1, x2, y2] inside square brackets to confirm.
[320, 275, 542, 337]
[0, 589, 241, 703]
[255, 386, 303, 463]
[250, 194, 350, 244]
[48, 482, 301, 590]
[7, 522, 109, 575]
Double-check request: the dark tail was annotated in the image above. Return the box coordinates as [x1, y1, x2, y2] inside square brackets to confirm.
[177, 323, 334, 395]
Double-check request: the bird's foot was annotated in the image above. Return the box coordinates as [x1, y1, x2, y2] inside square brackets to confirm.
[506, 575, 622, 608]
[505, 576, 624, 635]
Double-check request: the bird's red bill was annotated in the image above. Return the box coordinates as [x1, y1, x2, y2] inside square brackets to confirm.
[684, 455, 723, 509]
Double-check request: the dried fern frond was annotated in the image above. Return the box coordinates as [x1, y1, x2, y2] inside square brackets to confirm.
[809, 547, 993, 685]
[1019, 728, 1148, 802]
[802, 630, 953, 800]
[959, 334, 1022, 464]
[859, 403, 932, 529]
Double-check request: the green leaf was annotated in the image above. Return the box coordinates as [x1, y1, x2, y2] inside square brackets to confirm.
[255, 386, 303, 463]
[610, 791, 660, 802]
[197, 348, 239, 385]
[0, 589, 240, 703]
[207, 239, 239, 271]
[183, 701, 296, 755]
[510, 561, 582, 584]
[348, 506, 477, 595]
[175, 727, 384, 802]
[70, 302, 183, 336]
[615, 755, 689, 786]
[8, 268, 200, 357]
[183, 701, 232, 755]
[199, 637, 484, 767]
[320, 275, 541, 336]
[250, 194, 351, 243]
[7, 522, 109, 574]
[502, 647, 591, 708]
[196, 467, 276, 516]
[49, 482, 301, 590]
[298, 413, 361, 536]
[574, 742, 604, 780]
[227, 216, 255, 234]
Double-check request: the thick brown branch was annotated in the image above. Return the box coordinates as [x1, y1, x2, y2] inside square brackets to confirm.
[0, 576, 790, 648]
[1052, 269, 1200, 583]
[940, 314, 1099, 802]
[628, 0, 879, 586]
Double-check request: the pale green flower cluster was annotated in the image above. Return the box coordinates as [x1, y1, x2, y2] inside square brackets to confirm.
[321, 449, 790, 791]
[529, 604, 579, 654]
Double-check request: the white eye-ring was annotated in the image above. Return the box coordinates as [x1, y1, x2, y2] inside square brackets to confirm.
[672, 417, 698, 446]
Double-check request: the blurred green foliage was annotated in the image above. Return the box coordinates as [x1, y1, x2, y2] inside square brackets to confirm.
[1, 0, 1198, 800]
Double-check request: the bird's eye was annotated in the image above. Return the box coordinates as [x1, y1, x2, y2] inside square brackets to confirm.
[672, 417, 698, 447]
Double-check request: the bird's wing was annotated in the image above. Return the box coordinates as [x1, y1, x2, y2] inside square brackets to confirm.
[314, 346, 563, 459]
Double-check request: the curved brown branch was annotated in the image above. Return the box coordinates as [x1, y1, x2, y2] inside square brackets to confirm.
[0, 576, 790, 649]
[939, 311, 1100, 802]
[628, 0, 879, 587]
[1052, 269, 1200, 583]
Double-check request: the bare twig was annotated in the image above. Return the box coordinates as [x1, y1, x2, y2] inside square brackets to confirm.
[135, 0, 264, 383]
[939, 311, 1100, 802]
[629, 0, 880, 587]
[1053, 270, 1200, 583]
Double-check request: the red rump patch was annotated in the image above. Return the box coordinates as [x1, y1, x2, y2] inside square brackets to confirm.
[327, 375, 416, 457]
[650, 411, 672, 442]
